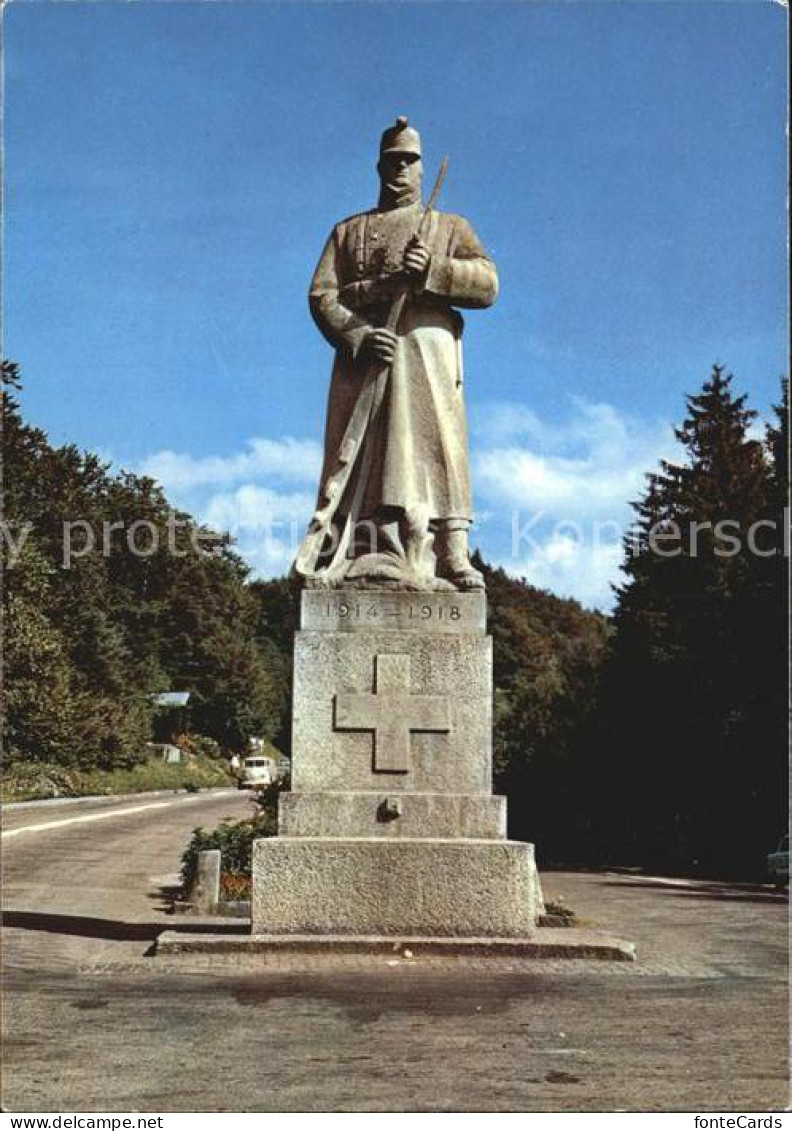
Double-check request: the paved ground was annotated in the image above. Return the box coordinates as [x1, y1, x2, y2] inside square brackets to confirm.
[2, 791, 788, 1112]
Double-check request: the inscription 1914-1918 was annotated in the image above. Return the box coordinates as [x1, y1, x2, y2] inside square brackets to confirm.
[328, 599, 461, 621]
[299, 590, 487, 635]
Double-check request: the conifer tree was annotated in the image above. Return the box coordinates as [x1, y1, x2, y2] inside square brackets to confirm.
[605, 367, 786, 875]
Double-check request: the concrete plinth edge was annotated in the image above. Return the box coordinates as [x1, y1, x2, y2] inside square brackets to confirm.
[155, 928, 636, 962]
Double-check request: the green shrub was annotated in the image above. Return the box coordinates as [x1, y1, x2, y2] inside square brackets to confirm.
[250, 776, 289, 822]
[180, 809, 276, 891]
[175, 733, 224, 761]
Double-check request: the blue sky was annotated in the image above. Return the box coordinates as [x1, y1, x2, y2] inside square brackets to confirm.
[5, 1, 787, 608]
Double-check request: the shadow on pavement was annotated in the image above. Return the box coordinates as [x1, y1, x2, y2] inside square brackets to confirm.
[601, 879, 788, 905]
[1, 909, 248, 941]
[2, 910, 159, 941]
[664, 889, 788, 905]
[148, 883, 183, 913]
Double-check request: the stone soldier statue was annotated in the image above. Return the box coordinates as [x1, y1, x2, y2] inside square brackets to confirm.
[294, 116, 498, 591]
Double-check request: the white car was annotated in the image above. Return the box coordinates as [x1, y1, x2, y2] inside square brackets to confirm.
[237, 756, 278, 790]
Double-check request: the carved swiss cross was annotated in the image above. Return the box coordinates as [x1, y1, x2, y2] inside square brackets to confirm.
[334, 654, 450, 773]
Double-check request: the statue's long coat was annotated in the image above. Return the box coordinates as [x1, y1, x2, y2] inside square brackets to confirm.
[309, 203, 498, 525]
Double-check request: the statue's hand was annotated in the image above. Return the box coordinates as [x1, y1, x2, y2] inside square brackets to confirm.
[403, 236, 431, 278]
[363, 328, 398, 365]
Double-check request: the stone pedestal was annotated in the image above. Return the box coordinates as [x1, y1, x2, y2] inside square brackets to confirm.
[251, 590, 543, 938]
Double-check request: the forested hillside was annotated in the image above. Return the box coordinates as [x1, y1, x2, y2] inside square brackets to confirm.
[2, 362, 286, 770]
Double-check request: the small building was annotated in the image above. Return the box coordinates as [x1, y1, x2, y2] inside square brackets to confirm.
[146, 742, 183, 764]
[151, 691, 191, 745]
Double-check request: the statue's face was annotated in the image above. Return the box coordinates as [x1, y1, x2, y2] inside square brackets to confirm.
[378, 151, 423, 199]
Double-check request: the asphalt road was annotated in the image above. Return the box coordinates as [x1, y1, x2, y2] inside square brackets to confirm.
[2, 790, 788, 1113]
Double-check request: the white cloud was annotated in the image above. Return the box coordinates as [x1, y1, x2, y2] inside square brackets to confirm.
[474, 398, 674, 524]
[201, 483, 313, 532]
[493, 533, 625, 610]
[139, 436, 322, 492]
[470, 398, 676, 608]
[746, 417, 768, 444]
[201, 483, 316, 578]
[134, 438, 320, 580]
[133, 398, 674, 606]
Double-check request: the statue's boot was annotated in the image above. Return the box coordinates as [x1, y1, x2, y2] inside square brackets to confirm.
[435, 519, 485, 590]
[345, 509, 424, 589]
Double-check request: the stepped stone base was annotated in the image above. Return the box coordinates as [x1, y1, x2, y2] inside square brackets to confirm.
[278, 791, 506, 839]
[156, 929, 636, 962]
[251, 836, 541, 937]
[248, 591, 552, 946]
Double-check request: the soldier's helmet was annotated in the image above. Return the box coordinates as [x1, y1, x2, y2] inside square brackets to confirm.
[379, 116, 422, 158]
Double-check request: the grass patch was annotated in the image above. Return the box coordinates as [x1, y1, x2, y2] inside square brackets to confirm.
[543, 899, 576, 921]
[539, 897, 581, 927]
[1, 757, 235, 803]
